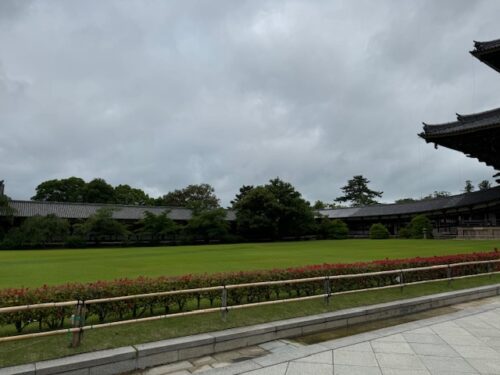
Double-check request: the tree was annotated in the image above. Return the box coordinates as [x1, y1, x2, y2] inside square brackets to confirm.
[114, 184, 152, 205]
[2, 215, 70, 248]
[478, 180, 492, 191]
[369, 223, 390, 239]
[83, 178, 115, 203]
[0, 194, 15, 217]
[156, 184, 220, 211]
[185, 208, 229, 243]
[75, 208, 128, 243]
[32, 177, 86, 202]
[138, 211, 178, 242]
[317, 218, 349, 239]
[234, 178, 315, 240]
[395, 198, 418, 204]
[407, 215, 433, 239]
[335, 175, 383, 207]
[422, 191, 450, 200]
[464, 180, 475, 193]
[234, 186, 278, 239]
[230, 185, 254, 207]
[312, 200, 327, 209]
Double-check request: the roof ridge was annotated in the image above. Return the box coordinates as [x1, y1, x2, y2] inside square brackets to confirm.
[457, 106, 500, 123]
[319, 186, 500, 213]
[10, 200, 190, 210]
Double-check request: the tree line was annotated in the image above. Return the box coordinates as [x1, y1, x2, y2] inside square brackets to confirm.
[0, 174, 494, 248]
[0, 178, 351, 248]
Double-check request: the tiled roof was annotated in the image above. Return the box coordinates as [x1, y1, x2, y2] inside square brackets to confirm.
[8, 201, 237, 221]
[471, 39, 500, 53]
[318, 186, 500, 219]
[4, 187, 500, 222]
[470, 38, 500, 73]
[420, 107, 500, 138]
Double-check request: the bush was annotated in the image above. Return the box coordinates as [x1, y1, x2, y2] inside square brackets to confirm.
[64, 235, 87, 248]
[369, 223, 390, 239]
[398, 227, 411, 239]
[1, 251, 498, 334]
[317, 218, 349, 239]
[75, 208, 129, 244]
[1, 215, 69, 249]
[408, 215, 433, 239]
[186, 208, 229, 243]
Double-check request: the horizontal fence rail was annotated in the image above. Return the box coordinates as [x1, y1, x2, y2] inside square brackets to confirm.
[0, 259, 499, 345]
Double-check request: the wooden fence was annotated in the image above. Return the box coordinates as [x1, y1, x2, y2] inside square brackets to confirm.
[0, 259, 499, 346]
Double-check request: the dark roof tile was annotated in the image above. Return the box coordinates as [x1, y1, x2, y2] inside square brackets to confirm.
[319, 186, 500, 219]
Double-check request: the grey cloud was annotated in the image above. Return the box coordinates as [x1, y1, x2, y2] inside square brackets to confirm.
[0, 0, 499, 206]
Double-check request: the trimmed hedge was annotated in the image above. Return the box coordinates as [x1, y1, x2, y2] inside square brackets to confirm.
[1, 250, 499, 334]
[369, 223, 390, 239]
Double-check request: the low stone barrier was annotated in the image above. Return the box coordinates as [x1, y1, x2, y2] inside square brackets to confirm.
[1, 284, 499, 375]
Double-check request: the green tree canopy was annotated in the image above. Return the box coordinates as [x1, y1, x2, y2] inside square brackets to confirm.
[32, 177, 86, 202]
[156, 183, 220, 211]
[31, 177, 152, 205]
[394, 198, 418, 204]
[407, 214, 433, 239]
[0, 194, 15, 217]
[138, 211, 178, 242]
[75, 208, 128, 243]
[230, 185, 254, 207]
[335, 175, 383, 207]
[2, 214, 70, 248]
[234, 178, 315, 240]
[464, 180, 475, 193]
[422, 191, 450, 200]
[114, 184, 152, 205]
[369, 223, 390, 239]
[83, 178, 115, 203]
[312, 200, 327, 209]
[185, 208, 229, 243]
[478, 180, 492, 191]
[317, 218, 349, 239]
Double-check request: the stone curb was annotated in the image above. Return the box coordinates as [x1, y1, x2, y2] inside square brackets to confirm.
[1, 284, 499, 375]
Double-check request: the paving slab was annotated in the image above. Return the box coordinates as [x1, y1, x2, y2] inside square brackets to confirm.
[191, 295, 500, 375]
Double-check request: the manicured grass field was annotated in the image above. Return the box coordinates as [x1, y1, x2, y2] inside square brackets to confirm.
[1, 239, 499, 289]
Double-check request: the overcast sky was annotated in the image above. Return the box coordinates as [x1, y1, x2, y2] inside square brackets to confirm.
[1, 0, 500, 206]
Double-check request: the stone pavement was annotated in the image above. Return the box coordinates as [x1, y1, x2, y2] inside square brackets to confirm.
[139, 296, 500, 375]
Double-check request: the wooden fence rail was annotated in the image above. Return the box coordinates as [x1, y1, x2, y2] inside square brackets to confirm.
[0, 258, 499, 345]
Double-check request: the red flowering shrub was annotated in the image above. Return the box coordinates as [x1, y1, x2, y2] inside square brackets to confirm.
[0, 250, 498, 334]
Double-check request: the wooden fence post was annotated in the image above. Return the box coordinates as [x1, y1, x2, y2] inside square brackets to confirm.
[447, 264, 452, 286]
[399, 270, 404, 292]
[221, 286, 228, 321]
[324, 277, 331, 305]
[70, 300, 86, 348]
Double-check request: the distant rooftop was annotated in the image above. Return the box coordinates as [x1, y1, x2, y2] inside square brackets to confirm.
[5, 187, 500, 222]
[8, 200, 237, 221]
[319, 186, 500, 219]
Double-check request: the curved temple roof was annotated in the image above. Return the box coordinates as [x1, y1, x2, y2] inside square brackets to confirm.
[419, 107, 500, 172]
[419, 39, 500, 177]
[471, 38, 500, 73]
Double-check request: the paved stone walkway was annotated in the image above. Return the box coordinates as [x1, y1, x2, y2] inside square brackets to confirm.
[140, 296, 500, 375]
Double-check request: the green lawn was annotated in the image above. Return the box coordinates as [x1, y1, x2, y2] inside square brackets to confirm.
[1, 239, 499, 289]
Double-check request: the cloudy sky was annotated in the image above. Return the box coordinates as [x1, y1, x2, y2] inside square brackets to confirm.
[1, 0, 499, 206]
